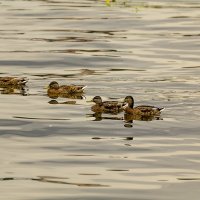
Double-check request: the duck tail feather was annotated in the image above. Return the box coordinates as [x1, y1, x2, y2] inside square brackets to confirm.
[158, 107, 164, 111]
[82, 85, 87, 90]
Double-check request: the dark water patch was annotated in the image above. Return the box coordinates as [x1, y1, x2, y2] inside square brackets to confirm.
[92, 137, 102, 140]
[183, 34, 200, 37]
[35, 29, 123, 35]
[171, 16, 190, 18]
[124, 123, 133, 128]
[0, 49, 119, 54]
[33, 73, 77, 78]
[38, 175, 69, 179]
[177, 178, 200, 181]
[109, 68, 146, 72]
[13, 116, 70, 121]
[0, 176, 108, 187]
[79, 173, 100, 176]
[107, 169, 129, 172]
[124, 137, 134, 140]
[31, 37, 95, 42]
[65, 154, 94, 157]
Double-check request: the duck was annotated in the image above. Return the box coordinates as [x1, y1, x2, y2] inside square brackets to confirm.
[91, 96, 123, 114]
[47, 81, 87, 96]
[0, 77, 28, 87]
[123, 96, 164, 117]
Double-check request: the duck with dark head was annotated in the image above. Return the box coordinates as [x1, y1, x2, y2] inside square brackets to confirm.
[123, 96, 164, 117]
[47, 81, 87, 97]
[91, 96, 123, 114]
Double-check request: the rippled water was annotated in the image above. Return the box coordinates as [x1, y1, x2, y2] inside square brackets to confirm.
[0, 0, 200, 199]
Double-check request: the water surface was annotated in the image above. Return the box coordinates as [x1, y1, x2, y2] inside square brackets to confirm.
[0, 0, 200, 199]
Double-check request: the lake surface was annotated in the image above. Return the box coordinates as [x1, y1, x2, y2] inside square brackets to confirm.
[0, 0, 200, 199]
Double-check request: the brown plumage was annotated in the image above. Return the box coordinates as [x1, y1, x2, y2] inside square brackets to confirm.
[123, 96, 164, 117]
[47, 81, 87, 96]
[0, 77, 28, 87]
[91, 96, 123, 114]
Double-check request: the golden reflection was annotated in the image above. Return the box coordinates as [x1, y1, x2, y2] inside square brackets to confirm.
[47, 92, 85, 100]
[87, 113, 123, 121]
[0, 77, 27, 87]
[0, 76, 28, 96]
[0, 86, 28, 96]
[124, 113, 162, 122]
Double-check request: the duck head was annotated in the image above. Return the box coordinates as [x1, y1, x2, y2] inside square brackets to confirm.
[123, 96, 134, 108]
[48, 81, 59, 89]
[92, 96, 103, 105]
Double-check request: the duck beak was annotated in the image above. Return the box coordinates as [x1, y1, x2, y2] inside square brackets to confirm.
[44, 86, 49, 89]
[122, 102, 128, 109]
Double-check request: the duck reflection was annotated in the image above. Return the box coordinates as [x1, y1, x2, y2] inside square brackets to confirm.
[0, 77, 27, 87]
[0, 76, 28, 96]
[0, 85, 29, 96]
[48, 92, 85, 100]
[124, 113, 162, 123]
[123, 113, 163, 127]
[87, 113, 123, 121]
[48, 99, 76, 105]
[47, 92, 85, 105]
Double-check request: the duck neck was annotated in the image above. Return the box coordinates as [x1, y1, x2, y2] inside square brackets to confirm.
[129, 100, 134, 108]
[98, 102, 103, 106]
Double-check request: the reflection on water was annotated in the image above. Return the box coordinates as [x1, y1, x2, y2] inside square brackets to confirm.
[48, 99, 77, 104]
[87, 113, 123, 121]
[0, 176, 109, 187]
[124, 113, 163, 122]
[0, 0, 200, 200]
[48, 92, 85, 99]
[0, 86, 29, 96]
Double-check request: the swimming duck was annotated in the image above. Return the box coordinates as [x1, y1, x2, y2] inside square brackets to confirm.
[123, 96, 164, 117]
[47, 81, 87, 96]
[91, 96, 123, 114]
[0, 77, 27, 87]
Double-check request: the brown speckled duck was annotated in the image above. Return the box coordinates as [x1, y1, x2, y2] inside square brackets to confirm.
[123, 96, 164, 117]
[0, 77, 27, 87]
[91, 96, 123, 114]
[47, 81, 87, 96]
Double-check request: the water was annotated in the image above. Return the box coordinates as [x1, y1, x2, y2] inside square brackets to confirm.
[0, 0, 200, 199]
